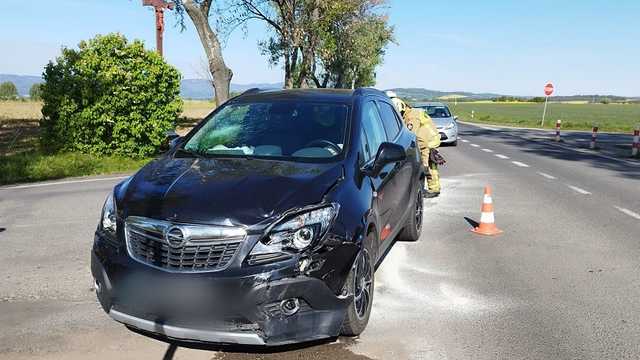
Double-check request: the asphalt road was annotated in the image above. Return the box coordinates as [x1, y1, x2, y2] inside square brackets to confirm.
[1, 123, 639, 359]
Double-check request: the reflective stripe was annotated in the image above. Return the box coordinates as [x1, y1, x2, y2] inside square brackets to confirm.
[480, 212, 495, 224]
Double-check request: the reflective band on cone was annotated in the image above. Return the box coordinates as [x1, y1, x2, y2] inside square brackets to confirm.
[472, 185, 503, 236]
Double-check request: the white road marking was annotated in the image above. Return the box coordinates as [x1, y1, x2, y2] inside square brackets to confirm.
[461, 139, 469, 143]
[537, 172, 557, 180]
[495, 154, 510, 159]
[614, 206, 640, 220]
[0, 176, 130, 191]
[567, 185, 591, 195]
[470, 144, 480, 148]
[511, 161, 530, 168]
[481, 148, 494, 153]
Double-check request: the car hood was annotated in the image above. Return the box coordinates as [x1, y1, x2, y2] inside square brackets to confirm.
[120, 156, 343, 227]
[433, 117, 455, 129]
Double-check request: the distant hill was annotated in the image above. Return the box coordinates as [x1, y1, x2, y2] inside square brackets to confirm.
[0, 74, 282, 99]
[2, 74, 637, 102]
[388, 88, 503, 102]
[180, 79, 283, 99]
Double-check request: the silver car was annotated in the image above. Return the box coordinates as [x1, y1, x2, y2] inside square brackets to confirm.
[413, 102, 458, 146]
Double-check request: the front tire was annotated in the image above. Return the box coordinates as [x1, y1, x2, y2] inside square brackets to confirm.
[340, 236, 375, 336]
[451, 140, 458, 146]
[397, 187, 423, 242]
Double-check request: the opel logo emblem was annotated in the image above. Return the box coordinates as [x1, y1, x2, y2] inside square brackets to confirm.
[165, 226, 186, 248]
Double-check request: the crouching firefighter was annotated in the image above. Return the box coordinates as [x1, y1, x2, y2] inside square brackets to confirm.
[386, 92, 446, 198]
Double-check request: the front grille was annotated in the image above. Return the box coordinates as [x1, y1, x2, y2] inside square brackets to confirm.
[125, 217, 246, 272]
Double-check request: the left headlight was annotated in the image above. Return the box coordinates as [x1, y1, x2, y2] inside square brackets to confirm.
[101, 192, 117, 234]
[249, 204, 339, 261]
[444, 121, 456, 130]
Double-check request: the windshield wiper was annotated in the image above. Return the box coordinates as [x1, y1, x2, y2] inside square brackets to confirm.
[174, 147, 205, 159]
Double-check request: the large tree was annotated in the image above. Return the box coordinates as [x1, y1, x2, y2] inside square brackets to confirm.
[226, 0, 309, 88]
[174, 0, 233, 105]
[312, 1, 394, 89]
[226, 0, 392, 89]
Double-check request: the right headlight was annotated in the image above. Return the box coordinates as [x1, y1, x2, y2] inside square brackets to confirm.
[101, 192, 117, 234]
[248, 204, 339, 264]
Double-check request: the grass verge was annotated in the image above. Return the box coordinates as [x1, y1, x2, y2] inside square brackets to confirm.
[1, 152, 151, 185]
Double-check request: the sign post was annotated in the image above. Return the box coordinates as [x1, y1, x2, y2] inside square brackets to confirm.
[142, 0, 175, 57]
[541, 82, 554, 128]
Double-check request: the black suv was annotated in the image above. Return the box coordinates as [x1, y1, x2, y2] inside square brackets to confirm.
[92, 88, 424, 346]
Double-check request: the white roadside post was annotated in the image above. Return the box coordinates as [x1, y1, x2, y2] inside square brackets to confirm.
[633, 125, 640, 157]
[541, 82, 554, 128]
[590, 125, 599, 150]
[555, 120, 562, 142]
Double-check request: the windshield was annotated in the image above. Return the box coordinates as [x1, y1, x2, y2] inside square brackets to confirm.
[420, 106, 452, 118]
[183, 101, 349, 161]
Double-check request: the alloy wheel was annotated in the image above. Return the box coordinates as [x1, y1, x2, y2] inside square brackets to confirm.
[353, 249, 373, 320]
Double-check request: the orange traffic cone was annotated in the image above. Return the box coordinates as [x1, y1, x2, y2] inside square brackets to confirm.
[471, 185, 503, 236]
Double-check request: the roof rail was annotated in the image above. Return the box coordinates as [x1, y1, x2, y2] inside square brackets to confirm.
[241, 88, 262, 96]
[353, 88, 387, 97]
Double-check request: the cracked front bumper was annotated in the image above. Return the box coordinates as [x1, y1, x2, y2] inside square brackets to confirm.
[91, 233, 354, 346]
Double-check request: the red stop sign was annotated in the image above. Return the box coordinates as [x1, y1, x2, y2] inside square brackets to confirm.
[544, 83, 554, 96]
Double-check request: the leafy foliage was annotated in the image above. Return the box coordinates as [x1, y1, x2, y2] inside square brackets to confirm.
[0, 81, 19, 100]
[29, 83, 43, 101]
[40, 33, 183, 157]
[225, 0, 393, 89]
[312, 1, 394, 88]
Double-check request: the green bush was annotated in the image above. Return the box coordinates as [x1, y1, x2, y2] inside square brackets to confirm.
[40, 33, 183, 157]
[0, 81, 18, 100]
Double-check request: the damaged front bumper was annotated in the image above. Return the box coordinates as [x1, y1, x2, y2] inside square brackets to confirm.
[91, 232, 355, 346]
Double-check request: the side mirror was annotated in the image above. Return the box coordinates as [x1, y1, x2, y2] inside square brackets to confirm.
[163, 130, 182, 151]
[453, 116, 459, 121]
[364, 142, 406, 177]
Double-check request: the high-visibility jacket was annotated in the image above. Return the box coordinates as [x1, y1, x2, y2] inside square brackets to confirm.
[403, 108, 441, 150]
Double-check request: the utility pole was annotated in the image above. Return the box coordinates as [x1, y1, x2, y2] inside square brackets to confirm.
[142, 0, 175, 57]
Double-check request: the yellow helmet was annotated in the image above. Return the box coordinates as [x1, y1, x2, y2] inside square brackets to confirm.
[391, 97, 407, 114]
[385, 91, 407, 114]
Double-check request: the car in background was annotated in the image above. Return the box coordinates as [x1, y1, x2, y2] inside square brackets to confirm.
[413, 102, 458, 146]
[91, 88, 425, 347]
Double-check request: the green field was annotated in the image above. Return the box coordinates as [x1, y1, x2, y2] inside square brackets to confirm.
[447, 102, 640, 133]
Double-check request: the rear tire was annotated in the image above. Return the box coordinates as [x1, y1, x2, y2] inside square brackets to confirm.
[397, 187, 423, 242]
[340, 236, 375, 337]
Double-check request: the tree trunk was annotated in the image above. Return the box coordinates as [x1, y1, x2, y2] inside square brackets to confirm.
[294, 3, 320, 88]
[284, 52, 293, 89]
[183, 0, 233, 106]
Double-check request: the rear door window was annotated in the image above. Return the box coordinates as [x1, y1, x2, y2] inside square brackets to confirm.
[377, 101, 401, 140]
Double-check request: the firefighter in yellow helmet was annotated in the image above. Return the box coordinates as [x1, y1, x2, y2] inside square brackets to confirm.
[386, 91, 444, 197]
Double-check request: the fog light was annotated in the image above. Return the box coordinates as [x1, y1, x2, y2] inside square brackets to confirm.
[280, 298, 300, 316]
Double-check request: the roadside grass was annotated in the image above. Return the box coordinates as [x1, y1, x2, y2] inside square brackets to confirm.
[0, 151, 151, 185]
[448, 102, 640, 133]
[0, 100, 214, 185]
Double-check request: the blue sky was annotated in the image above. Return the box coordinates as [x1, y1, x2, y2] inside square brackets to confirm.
[1, 0, 638, 96]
